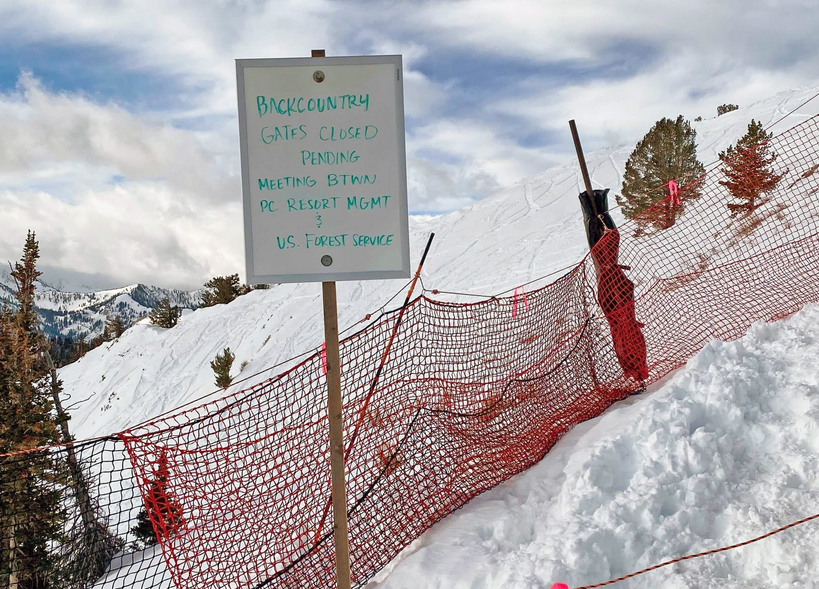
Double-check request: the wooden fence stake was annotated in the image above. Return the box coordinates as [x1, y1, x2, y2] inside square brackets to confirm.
[569, 119, 600, 217]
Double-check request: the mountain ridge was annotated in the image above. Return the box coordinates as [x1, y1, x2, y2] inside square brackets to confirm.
[0, 268, 201, 340]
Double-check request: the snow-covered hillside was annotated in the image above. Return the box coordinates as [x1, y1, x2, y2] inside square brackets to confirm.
[0, 269, 199, 340]
[59, 83, 819, 441]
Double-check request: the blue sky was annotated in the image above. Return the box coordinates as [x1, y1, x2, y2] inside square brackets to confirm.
[1, 0, 818, 289]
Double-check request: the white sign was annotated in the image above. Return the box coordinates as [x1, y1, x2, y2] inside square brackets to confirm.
[236, 55, 410, 284]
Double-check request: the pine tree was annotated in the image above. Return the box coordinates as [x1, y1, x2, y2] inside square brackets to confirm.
[130, 507, 158, 548]
[717, 103, 739, 116]
[1, 231, 66, 589]
[10, 231, 40, 334]
[130, 450, 184, 549]
[103, 316, 125, 341]
[617, 116, 706, 229]
[210, 348, 235, 389]
[200, 274, 242, 307]
[719, 119, 785, 215]
[200, 274, 253, 307]
[148, 298, 181, 329]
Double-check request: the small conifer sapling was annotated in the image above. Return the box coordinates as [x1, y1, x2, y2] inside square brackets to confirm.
[200, 274, 252, 307]
[131, 450, 184, 548]
[149, 298, 181, 328]
[211, 347, 236, 389]
[104, 315, 126, 341]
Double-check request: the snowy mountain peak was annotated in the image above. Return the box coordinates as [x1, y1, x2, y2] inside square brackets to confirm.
[0, 273, 201, 340]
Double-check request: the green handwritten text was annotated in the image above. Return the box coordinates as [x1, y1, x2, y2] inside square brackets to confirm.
[256, 95, 370, 118]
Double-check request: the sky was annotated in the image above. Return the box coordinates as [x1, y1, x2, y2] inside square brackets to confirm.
[1, 0, 819, 290]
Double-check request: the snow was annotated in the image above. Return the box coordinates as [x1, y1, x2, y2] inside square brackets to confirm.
[54, 82, 819, 588]
[369, 304, 819, 589]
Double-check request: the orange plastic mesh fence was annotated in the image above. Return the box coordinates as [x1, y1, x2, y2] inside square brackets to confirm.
[2, 115, 819, 589]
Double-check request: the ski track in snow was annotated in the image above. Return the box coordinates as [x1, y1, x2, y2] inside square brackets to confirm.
[56, 83, 819, 589]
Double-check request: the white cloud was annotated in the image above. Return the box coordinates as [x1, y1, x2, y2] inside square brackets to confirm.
[0, 74, 242, 289]
[1, 0, 819, 289]
[409, 0, 819, 72]
[0, 184, 243, 290]
[0, 0, 342, 123]
[496, 53, 811, 153]
[0, 73, 235, 202]
[409, 118, 560, 184]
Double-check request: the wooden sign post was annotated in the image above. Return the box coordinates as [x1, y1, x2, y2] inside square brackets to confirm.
[314, 48, 351, 589]
[236, 48, 409, 589]
[322, 281, 351, 589]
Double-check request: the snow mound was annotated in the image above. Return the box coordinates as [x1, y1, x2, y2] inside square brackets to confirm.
[372, 304, 819, 589]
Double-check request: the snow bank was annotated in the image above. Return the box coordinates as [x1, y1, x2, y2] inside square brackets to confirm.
[372, 304, 819, 589]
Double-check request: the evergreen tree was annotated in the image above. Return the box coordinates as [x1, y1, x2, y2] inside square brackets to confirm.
[617, 115, 706, 229]
[148, 298, 181, 329]
[717, 103, 739, 116]
[103, 316, 125, 341]
[210, 348, 235, 389]
[10, 231, 40, 334]
[1, 231, 66, 589]
[200, 274, 254, 307]
[130, 451, 184, 549]
[719, 119, 785, 215]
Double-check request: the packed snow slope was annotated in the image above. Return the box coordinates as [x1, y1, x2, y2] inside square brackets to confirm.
[59, 83, 819, 440]
[368, 304, 819, 589]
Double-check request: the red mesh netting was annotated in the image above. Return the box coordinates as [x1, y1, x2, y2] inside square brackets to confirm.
[2, 114, 819, 589]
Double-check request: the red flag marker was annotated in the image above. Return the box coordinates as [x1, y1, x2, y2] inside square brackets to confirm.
[669, 179, 681, 206]
[513, 286, 529, 318]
